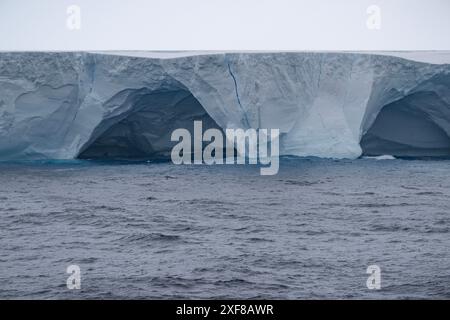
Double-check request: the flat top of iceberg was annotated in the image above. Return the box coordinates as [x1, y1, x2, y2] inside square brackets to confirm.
[90, 50, 450, 64]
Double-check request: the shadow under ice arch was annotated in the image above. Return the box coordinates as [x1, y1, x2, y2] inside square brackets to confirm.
[77, 85, 224, 160]
[360, 74, 450, 157]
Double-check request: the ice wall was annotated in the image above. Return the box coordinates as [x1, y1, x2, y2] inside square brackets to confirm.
[0, 52, 449, 160]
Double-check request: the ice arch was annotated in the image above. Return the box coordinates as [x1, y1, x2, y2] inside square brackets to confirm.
[77, 87, 223, 160]
[361, 91, 450, 157]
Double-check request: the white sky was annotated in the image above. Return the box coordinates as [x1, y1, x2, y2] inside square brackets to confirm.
[0, 0, 449, 51]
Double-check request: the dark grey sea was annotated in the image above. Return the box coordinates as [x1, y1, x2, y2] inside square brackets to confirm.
[0, 158, 449, 299]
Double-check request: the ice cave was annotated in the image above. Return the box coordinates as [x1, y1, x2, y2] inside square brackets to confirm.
[361, 91, 450, 158]
[77, 88, 223, 160]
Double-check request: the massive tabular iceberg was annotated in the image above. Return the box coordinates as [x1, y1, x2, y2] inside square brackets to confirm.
[0, 51, 449, 160]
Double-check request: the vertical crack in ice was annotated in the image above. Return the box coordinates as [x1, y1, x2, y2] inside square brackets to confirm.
[317, 54, 324, 91]
[87, 53, 97, 94]
[226, 58, 251, 128]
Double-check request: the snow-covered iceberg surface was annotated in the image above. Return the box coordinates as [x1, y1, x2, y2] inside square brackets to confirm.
[0, 52, 449, 160]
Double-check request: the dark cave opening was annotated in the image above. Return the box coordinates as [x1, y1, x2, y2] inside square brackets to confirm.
[77, 89, 225, 160]
[361, 92, 450, 158]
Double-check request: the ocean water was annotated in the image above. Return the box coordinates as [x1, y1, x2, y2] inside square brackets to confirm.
[0, 157, 449, 299]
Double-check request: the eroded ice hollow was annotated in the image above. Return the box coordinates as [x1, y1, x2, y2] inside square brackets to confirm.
[361, 92, 450, 157]
[78, 88, 224, 160]
[360, 73, 450, 158]
[0, 51, 449, 160]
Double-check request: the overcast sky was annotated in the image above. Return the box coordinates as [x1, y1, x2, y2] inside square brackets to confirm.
[0, 0, 449, 51]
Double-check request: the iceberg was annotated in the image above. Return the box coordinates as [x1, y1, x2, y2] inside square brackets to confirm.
[0, 51, 449, 160]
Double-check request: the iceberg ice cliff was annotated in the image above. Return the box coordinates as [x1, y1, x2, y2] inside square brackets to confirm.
[0, 52, 449, 160]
